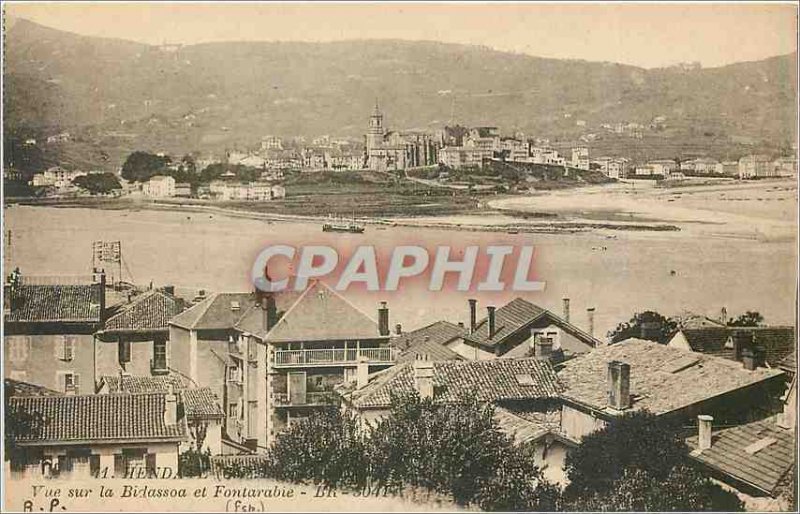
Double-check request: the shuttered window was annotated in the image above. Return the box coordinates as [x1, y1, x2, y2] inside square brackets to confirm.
[118, 340, 131, 364]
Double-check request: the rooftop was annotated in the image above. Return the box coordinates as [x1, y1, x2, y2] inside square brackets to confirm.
[676, 326, 795, 367]
[463, 297, 599, 349]
[98, 375, 223, 421]
[258, 281, 384, 343]
[101, 289, 186, 334]
[170, 292, 256, 331]
[5, 283, 103, 323]
[394, 321, 466, 364]
[558, 338, 784, 416]
[5, 378, 62, 397]
[343, 358, 563, 409]
[9, 393, 187, 445]
[687, 418, 795, 496]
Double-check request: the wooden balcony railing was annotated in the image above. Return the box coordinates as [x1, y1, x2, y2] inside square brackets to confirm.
[273, 347, 395, 368]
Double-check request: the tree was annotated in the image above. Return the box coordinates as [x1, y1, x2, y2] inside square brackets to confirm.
[268, 407, 370, 488]
[369, 393, 557, 510]
[608, 310, 677, 344]
[121, 151, 171, 182]
[563, 411, 744, 512]
[728, 311, 764, 327]
[72, 173, 121, 194]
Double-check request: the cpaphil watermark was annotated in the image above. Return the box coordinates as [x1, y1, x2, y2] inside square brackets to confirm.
[251, 244, 546, 293]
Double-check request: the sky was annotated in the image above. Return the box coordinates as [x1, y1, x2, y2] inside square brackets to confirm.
[4, 2, 798, 69]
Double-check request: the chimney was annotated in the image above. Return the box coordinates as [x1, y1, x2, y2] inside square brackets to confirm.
[741, 347, 757, 371]
[356, 356, 369, 389]
[378, 302, 390, 336]
[163, 285, 175, 296]
[457, 321, 465, 329]
[587, 307, 596, 339]
[118, 368, 125, 392]
[487, 306, 497, 339]
[260, 293, 278, 333]
[732, 330, 753, 361]
[93, 268, 107, 323]
[164, 384, 178, 426]
[720, 306, 728, 325]
[468, 299, 477, 334]
[534, 336, 553, 361]
[607, 360, 631, 410]
[697, 415, 713, 450]
[413, 355, 435, 400]
[395, 323, 402, 336]
[562, 298, 571, 323]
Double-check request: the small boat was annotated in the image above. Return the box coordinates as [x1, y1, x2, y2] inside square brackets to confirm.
[507, 229, 519, 234]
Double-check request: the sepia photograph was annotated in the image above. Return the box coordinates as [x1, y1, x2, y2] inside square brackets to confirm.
[1, 1, 798, 512]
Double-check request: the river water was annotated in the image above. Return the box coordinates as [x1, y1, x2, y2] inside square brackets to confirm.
[4, 202, 796, 339]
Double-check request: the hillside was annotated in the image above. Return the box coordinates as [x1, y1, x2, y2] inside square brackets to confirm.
[4, 18, 797, 171]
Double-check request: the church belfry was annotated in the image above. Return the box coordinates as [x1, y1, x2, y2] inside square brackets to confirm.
[368, 101, 384, 135]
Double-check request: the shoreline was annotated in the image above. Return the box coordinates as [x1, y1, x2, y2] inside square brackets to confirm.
[5, 196, 682, 235]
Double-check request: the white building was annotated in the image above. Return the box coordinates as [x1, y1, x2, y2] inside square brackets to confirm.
[738, 155, 775, 179]
[571, 148, 590, 170]
[143, 176, 176, 197]
[30, 167, 87, 189]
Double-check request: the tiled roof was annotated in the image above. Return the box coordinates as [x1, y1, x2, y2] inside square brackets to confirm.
[232, 291, 302, 339]
[494, 406, 561, 445]
[169, 292, 255, 331]
[181, 388, 225, 420]
[102, 290, 186, 333]
[395, 321, 466, 363]
[5, 284, 102, 323]
[100, 374, 188, 394]
[558, 339, 784, 416]
[679, 327, 795, 367]
[463, 298, 600, 350]
[343, 358, 563, 409]
[687, 418, 796, 496]
[5, 378, 62, 397]
[779, 352, 796, 374]
[9, 393, 187, 444]
[262, 281, 383, 342]
[99, 375, 223, 421]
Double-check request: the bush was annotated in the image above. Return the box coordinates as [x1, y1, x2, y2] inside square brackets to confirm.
[178, 447, 211, 477]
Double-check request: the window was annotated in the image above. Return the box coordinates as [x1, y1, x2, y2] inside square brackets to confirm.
[60, 372, 80, 394]
[8, 337, 31, 364]
[229, 403, 238, 418]
[152, 340, 167, 371]
[54, 336, 75, 361]
[118, 340, 131, 364]
[62, 336, 75, 361]
[228, 364, 242, 384]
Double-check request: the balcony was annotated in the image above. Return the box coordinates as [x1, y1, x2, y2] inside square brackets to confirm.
[273, 348, 396, 368]
[273, 391, 340, 407]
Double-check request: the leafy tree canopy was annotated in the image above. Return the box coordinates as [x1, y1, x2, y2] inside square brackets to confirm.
[727, 311, 764, 327]
[608, 310, 677, 344]
[121, 151, 171, 182]
[72, 173, 121, 194]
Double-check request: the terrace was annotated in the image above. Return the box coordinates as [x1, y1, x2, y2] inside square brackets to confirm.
[273, 347, 395, 368]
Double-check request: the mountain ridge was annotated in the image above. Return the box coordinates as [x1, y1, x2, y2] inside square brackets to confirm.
[4, 18, 797, 171]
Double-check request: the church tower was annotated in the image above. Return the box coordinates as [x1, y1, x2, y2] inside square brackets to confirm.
[366, 101, 384, 151]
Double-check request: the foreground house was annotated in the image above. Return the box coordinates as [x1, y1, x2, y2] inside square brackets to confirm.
[446, 297, 600, 361]
[4, 270, 106, 393]
[96, 374, 225, 454]
[686, 377, 797, 510]
[667, 326, 795, 373]
[233, 281, 395, 451]
[94, 288, 186, 380]
[558, 339, 786, 442]
[6, 391, 188, 479]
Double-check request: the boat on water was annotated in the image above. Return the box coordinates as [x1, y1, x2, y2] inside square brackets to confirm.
[322, 214, 365, 234]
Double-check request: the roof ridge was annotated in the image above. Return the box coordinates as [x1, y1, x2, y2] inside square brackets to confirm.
[169, 292, 219, 329]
